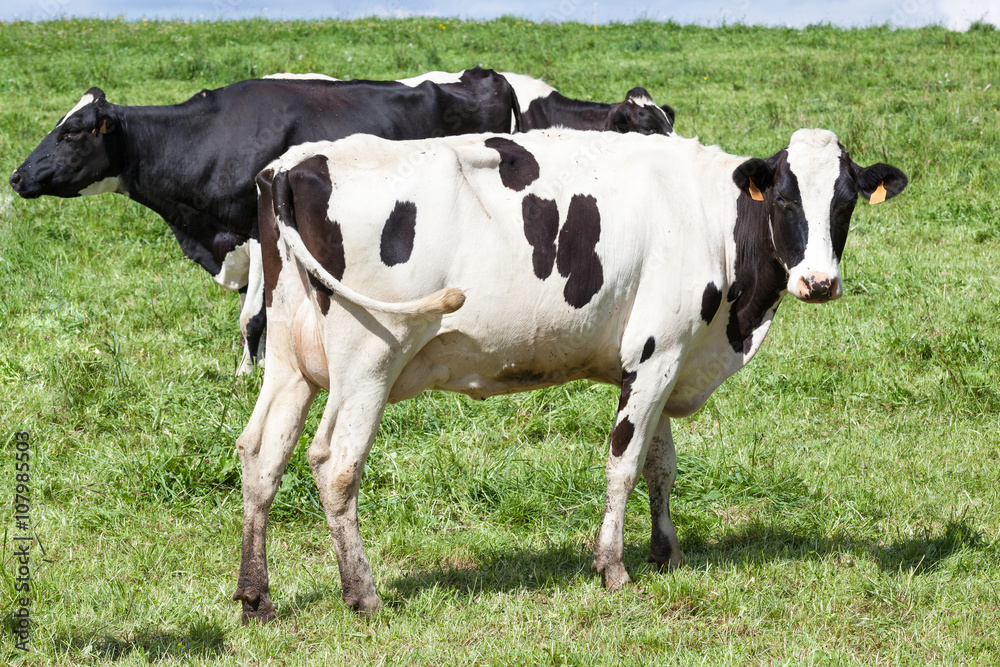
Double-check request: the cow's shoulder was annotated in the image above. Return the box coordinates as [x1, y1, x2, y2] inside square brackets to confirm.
[499, 72, 557, 106]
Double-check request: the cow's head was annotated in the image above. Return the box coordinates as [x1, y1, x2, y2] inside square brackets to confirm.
[10, 87, 125, 199]
[733, 129, 907, 303]
[605, 87, 675, 136]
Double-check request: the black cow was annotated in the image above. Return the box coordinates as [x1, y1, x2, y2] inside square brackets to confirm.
[501, 72, 675, 134]
[9, 68, 521, 367]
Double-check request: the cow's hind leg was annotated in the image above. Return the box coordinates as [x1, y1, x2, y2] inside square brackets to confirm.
[233, 356, 317, 623]
[592, 366, 674, 590]
[643, 415, 685, 570]
[307, 383, 389, 615]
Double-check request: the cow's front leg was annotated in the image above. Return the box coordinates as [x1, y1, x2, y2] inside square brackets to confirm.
[593, 366, 673, 590]
[643, 415, 685, 570]
[307, 384, 388, 616]
[233, 355, 317, 623]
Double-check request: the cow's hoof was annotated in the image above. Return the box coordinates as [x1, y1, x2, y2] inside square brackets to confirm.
[647, 550, 686, 572]
[344, 591, 381, 617]
[595, 562, 631, 591]
[233, 586, 276, 624]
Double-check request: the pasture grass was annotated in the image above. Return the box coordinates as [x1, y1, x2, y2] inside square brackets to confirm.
[1, 16, 1000, 665]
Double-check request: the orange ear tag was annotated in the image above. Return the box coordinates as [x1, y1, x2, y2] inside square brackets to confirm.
[748, 179, 764, 202]
[870, 183, 887, 204]
[99, 120, 108, 134]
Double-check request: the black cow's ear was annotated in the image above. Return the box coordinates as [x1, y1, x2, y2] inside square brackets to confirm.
[607, 105, 629, 133]
[94, 97, 117, 135]
[854, 163, 908, 204]
[733, 158, 774, 201]
[659, 104, 675, 127]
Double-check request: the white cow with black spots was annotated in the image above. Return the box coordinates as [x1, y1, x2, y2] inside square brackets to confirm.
[232, 128, 907, 620]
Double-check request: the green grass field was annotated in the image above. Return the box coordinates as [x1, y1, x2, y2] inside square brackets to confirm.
[1, 16, 999, 665]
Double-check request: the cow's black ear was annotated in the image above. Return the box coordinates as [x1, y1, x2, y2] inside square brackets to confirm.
[94, 103, 117, 135]
[607, 105, 630, 133]
[733, 158, 774, 200]
[854, 163, 908, 204]
[90, 92, 119, 135]
[659, 104, 675, 128]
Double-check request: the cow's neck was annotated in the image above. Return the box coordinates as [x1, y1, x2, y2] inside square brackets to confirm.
[113, 100, 217, 212]
[724, 189, 788, 355]
[110, 101, 252, 277]
[530, 93, 614, 130]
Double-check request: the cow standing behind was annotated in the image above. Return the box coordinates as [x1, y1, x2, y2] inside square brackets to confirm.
[501, 72, 675, 134]
[232, 128, 907, 620]
[266, 71, 677, 135]
[8, 69, 521, 368]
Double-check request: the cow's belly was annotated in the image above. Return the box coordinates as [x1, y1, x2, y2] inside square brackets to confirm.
[389, 329, 623, 403]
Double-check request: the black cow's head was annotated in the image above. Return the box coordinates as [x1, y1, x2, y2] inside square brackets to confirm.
[733, 129, 907, 303]
[605, 87, 675, 136]
[10, 87, 125, 199]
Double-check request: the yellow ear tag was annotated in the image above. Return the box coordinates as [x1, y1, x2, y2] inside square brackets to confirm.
[99, 120, 108, 134]
[869, 182, 887, 204]
[748, 179, 764, 202]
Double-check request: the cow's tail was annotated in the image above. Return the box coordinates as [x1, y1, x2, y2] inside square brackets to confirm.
[271, 167, 465, 316]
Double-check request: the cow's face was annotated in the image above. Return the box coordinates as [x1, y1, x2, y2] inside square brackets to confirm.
[605, 87, 674, 136]
[10, 88, 124, 199]
[733, 129, 907, 303]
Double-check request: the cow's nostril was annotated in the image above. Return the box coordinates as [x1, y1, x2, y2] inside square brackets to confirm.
[9, 170, 23, 191]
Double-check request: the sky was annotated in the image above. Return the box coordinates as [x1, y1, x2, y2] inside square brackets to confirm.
[2, 0, 999, 30]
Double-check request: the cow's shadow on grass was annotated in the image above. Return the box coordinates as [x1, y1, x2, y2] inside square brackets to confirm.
[56, 616, 228, 662]
[385, 542, 596, 604]
[680, 515, 989, 574]
[383, 516, 990, 606]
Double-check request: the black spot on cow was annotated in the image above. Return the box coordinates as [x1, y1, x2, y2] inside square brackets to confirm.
[611, 417, 635, 457]
[276, 155, 345, 316]
[485, 136, 540, 191]
[618, 370, 637, 412]
[725, 178, 787, 353]
[640, 336, 656, 363]
[701, 282, 722, 325]
[556, 194, 604, 308]
[521, 194, 559, 279]
[380, 200, 418, 267]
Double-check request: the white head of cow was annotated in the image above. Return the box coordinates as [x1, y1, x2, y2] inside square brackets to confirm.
[732, 129, 908, 303]
[10, 87, 124, 199]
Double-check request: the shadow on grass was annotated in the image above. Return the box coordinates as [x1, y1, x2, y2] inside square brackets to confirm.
[684, 516, 990, 575]
[379, 516, 990, 607]
[386, 542, 595, 603]
[56, 616, 228, 662]
[274, 584, 340, 621]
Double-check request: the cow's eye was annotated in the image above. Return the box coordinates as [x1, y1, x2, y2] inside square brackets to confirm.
[62, 129, 86, 141]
